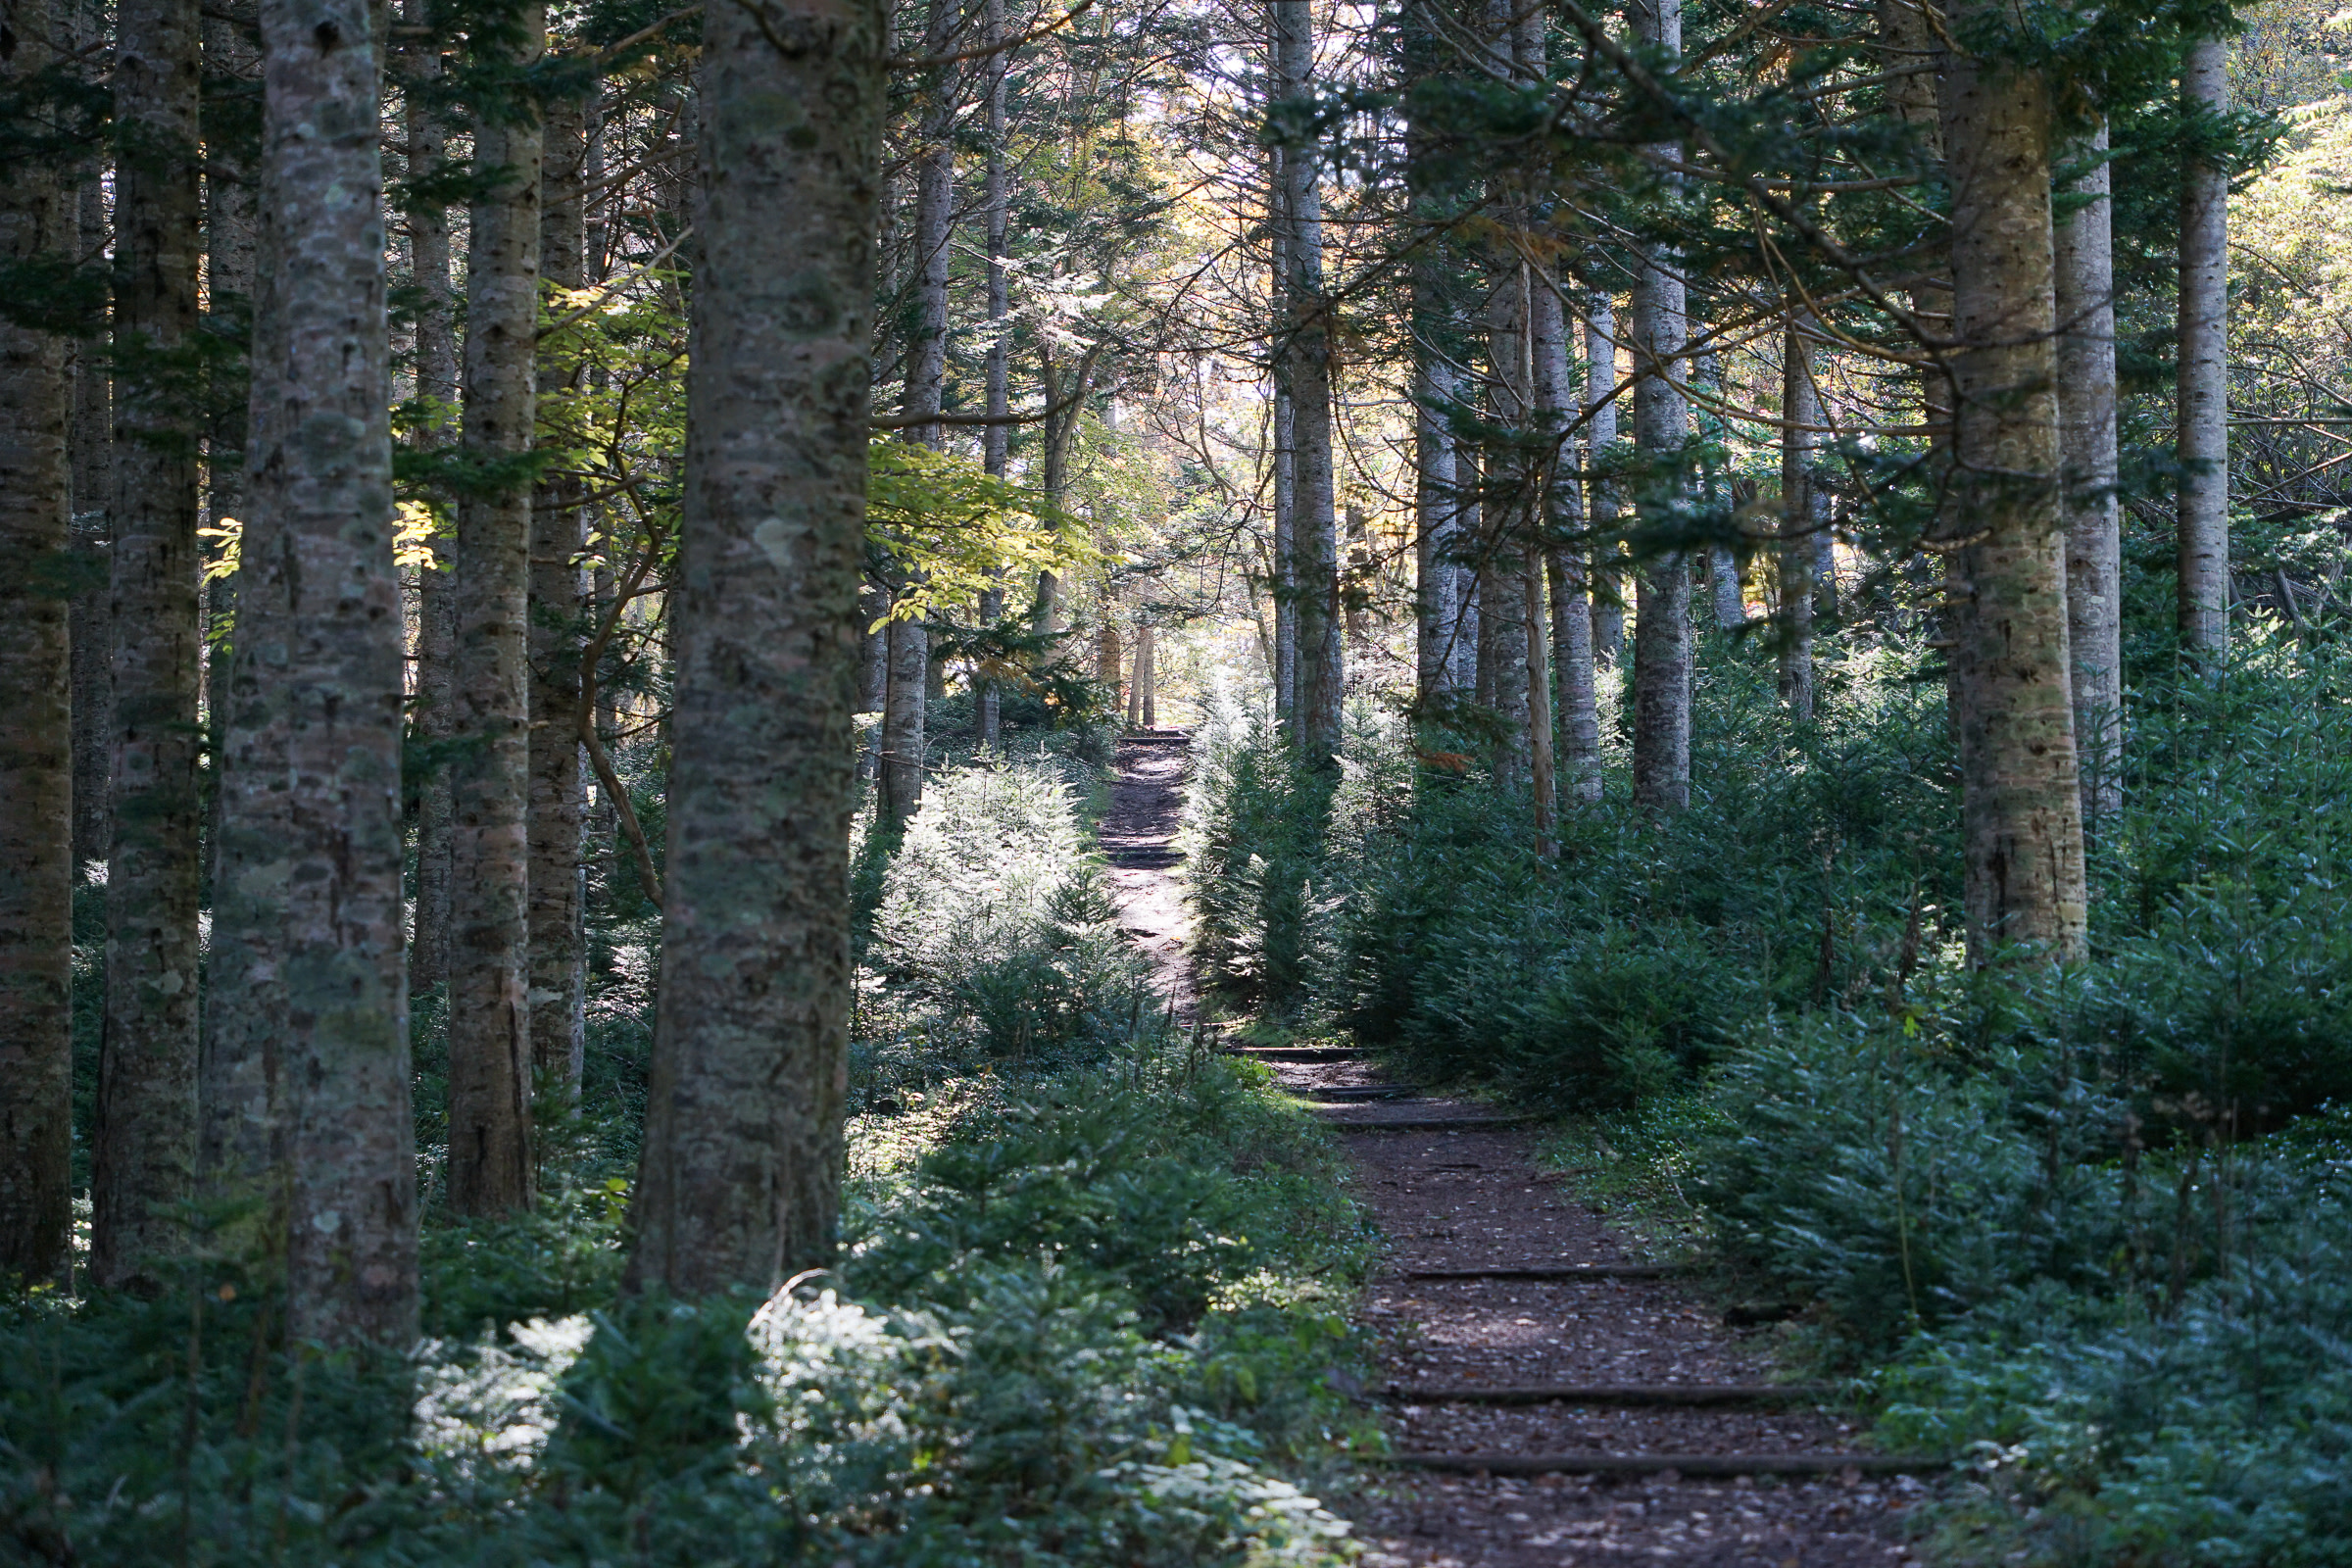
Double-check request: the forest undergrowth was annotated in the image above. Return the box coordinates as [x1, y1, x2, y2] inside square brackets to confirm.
[3, 729, 1376, 1567]
[1184, 623, 2352, 1568]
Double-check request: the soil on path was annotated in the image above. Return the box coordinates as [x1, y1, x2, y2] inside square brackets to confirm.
[1100, 738, 1928, 1564]
[1102, 731, 1198, 1022]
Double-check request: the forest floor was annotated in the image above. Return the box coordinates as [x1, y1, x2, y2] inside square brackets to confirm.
[1102, 736, 1935, 1567]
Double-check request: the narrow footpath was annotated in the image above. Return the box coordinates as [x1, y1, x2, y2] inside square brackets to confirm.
[1103, 736, 1929, 1565]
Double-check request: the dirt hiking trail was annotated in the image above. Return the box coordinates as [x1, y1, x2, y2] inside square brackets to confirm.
[1102, 735, 1931, 1565]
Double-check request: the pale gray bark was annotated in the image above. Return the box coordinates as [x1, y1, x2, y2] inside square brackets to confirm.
[405, 7, 459, 988]
[1276, 0, 1340, 763]
[624, 0, 879, 1297]
[1483, 269, 1532, 780]
[448, 3, 546, 1215]
[1413, 360, 1458, 700]
[528, 88, 589, 1105]
[198, 123, 288, 1248]
[885, 0, 956, 824]
[0, 0, 75, 1283]
[2056, 122, 2122, 828]
[976, 0, 1008, 748]
[2177, 38, 2230, 664]
[1627, 0, 1690, 814]
[1940, 1, 2089, 961]
[1778, 318, 1819, 720]
[1271, 148, 1298, 722]
[1584, 294, 1624, 662]
[94, 0, 205, 1289]
[249, 0, 416, 1340]
[1533, 271, 1598, 804]
[1452, 448, 1481, 693]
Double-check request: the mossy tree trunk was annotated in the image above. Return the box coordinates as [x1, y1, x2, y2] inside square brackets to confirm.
[448, 2, 546, 1215]
[1939, 0, 2089, 963]
[624, 0, 880, 1298]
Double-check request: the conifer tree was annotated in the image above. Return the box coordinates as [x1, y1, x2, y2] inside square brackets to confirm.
[626, 0, 883, 1298]
[250, 0, 416, 1341]
[0, 0, 76, 1284]
[447, 0, 547, 1214]
[94, 0, 205, 1289]
[1940, 0, 2089, 961]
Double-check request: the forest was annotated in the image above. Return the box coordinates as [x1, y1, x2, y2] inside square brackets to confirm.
[2, 0, 2350, 1559]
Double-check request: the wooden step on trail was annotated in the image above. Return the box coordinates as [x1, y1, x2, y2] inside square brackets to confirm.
[1382, 1383, 1834, 1407]
[1385, 1452, 1945, 1479]
[1300, 1085, 1423, 1102]
[1222, 1045, 1368, 1062]
[1400, 1263, 1679, 1282]
[1314, 1111, 1535, 1131]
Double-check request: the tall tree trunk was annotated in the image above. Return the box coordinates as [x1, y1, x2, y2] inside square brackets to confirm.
[1584, 292, 1624, 662]
[1275, 0, 1340, 765]
[624, 0, 878, 1298]
[1627, 0, 1690, 814]
[1134, 623, 1156, 729]
[1413, 360, 1458, 701]
[528, 86, 589, 1107]
[192, 0, 280, 1250]
[70, 138, 112, 872]
[2056, 122, 2122, 831]
[1940, 0, 2089, 962]
[406, 3, 459, 990]
[1778, 317, 1819, 720]
[1270, 148, 1298, 724]
[885, 0, 956, 826]
[1533, 270, 1599, 803]
[198, 139, 288, 1248]
[1482, 268, 1532, 781]
[0, 0, 75, 1283]
[1452, 444, 1481, 692]
[2177, 37, 2230, 665]
[447, 3, 546, 1216]
[976, 0, 1009, 748]
[245, 0, 416, 1340]
[94, 0, 205, 1290]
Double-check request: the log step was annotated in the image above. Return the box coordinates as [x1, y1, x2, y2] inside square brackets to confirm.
[1383, 1384, 1832, 1407]
[1317, 1113, 1535, 1131]
[1400, 1264, 1678, 1282]
[1223, 1046, 1368, 1062]
[1384, 1451, 1943, 1478]
[1302, 1085, 1424, 1102]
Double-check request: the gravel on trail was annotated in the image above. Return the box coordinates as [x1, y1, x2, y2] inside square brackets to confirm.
[1102, 734, 1934, 1565]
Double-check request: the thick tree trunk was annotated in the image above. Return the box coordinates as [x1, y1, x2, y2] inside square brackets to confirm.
[528, 88, 589, 1106]
[2056, 122, 2122, 830]
[1452, 449, 1482, 693]
[1413, 361, 1458, 700]
[1584, 294, 1624, 662]
[624, 0, 878, 1298]
[1627, 0, 1691, 814]
[2177, 37, 2230, 665]
[197, 130, 288, 1245]
[1940, 3, 2089, 963]
[405, 8, 459, 988]
[70, 168, 112, 872]
[447, 3, 546, 1216]
[0, 0, 75, 1282]
[1778, 318, 1819, 720]
[1276, 0, 1341, 765]
[247, 0, 416, 1341]
[94, 0, 205, 1290]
